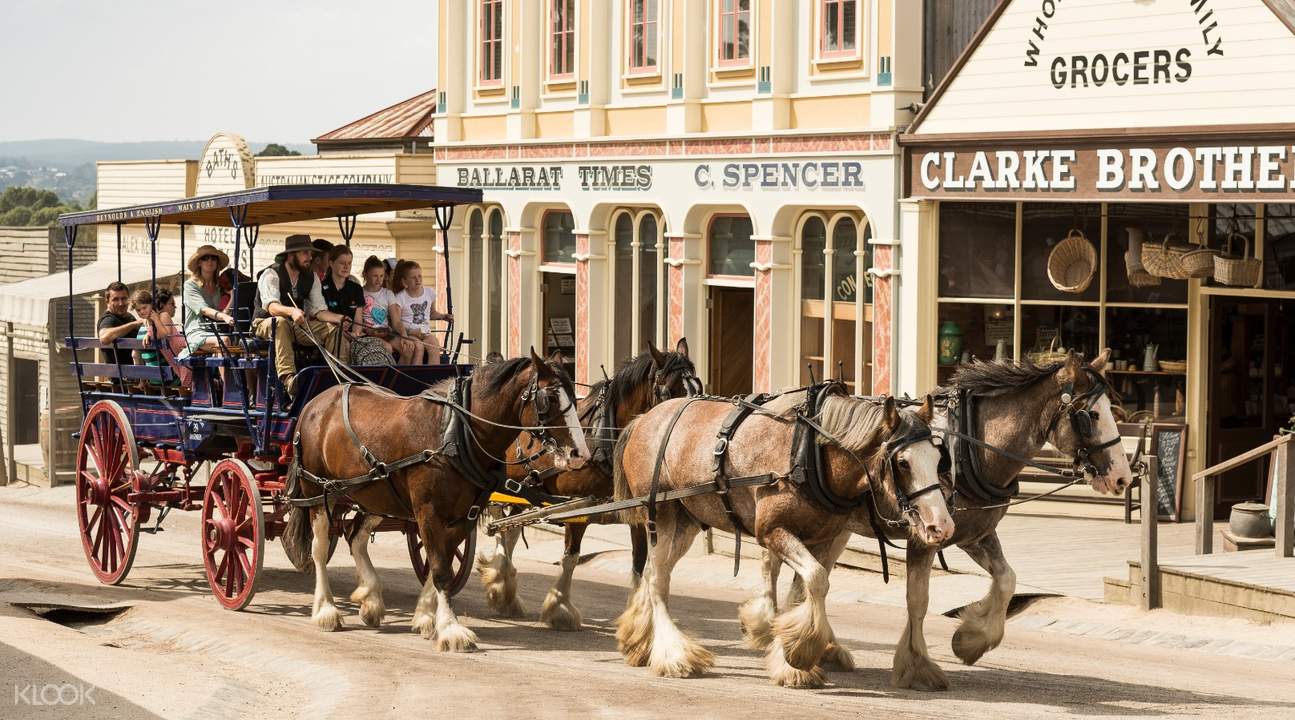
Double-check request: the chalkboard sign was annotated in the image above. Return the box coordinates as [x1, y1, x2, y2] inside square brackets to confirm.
[1152, 424, 1188, 521]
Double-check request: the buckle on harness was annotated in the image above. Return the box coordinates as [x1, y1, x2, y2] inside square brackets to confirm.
[467, 505, 482, 521]
[503, 477, 524, 495]
[713, 437, 729, 455]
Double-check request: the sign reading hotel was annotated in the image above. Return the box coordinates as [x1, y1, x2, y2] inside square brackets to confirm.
[911, 144, 1295, 200]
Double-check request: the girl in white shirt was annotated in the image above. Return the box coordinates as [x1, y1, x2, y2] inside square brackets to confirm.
[360, 255, 418, 362]
[391, 260, 452, 364]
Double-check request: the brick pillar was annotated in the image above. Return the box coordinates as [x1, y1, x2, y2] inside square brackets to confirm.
[753, 239, 773, 393]
[667, 236, 686, 345]
[508, 231, 522, 357]
[574, 233, 590, 385]
[871, 244, 893, 396]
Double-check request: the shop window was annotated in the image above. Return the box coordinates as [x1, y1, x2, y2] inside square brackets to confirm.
[708, 215, 754, 276]
[1264, 204, 1295, 291]
[550, 0, 575, 79]
[542, 210, 576, 263]
[1106, 307, 1188, 422]
[613, 213, 635, 363]
[1105, 204, 1189, 304]
[638, 214, 660, 351]
[629, 0, 659, 73]
[821, 0, 858, 58]
[717, 0, 751, 66]
[936, 303, 1013, 384]
[1020, 202, 1100, 302]
[1020, 305, 1099, 364]
[468, 209, 484, 347]
[938, 202, 1014, 299]
[480, 0, 504, 85]
[487, 209, 504, 354]
[799, 216, 827, 384]
[798, 213, 870, 391]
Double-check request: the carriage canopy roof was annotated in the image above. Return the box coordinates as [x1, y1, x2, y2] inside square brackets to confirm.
[56, 183, 483, 228]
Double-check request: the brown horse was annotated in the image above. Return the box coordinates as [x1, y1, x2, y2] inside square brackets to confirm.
[744, 351, 1135, 689]
[283, 350, 588, 652]
[613, 389, 953, 687]
[477, 338, 699, 629]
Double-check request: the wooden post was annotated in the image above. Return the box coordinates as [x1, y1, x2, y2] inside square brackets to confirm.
[703, 528, 714, 555]
[1141, 456, 1160, 610]
[1276, 440, 1294, 559]
[1195, 473, 1214, 555]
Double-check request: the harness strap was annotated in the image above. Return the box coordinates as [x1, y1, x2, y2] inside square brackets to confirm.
[953, 389, 1019, 503]
[545, 472, 783, 524]
[712, 393, 769, 575]
[646, 397, 709, 546]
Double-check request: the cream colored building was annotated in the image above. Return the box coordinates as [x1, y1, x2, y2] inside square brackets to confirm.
[434, 0, 923, 395]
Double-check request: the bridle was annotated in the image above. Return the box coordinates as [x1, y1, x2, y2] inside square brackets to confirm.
[652, 354, 702, 404]
[519, 373, 574, 455]
[1045, 368, 1123, 477]
[881, 429, 949, 525]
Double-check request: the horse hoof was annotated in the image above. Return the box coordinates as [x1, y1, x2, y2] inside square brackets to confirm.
[952, 625, 994, 666]
[435, 623, 479, 653]
[412, 613, 436, 639]
[540, 591, 583, 632]
[819, 642, 855, 672]
[737, 596, 776, 650]
[892, 660, 950, 691]
[767, 638, 825, 688]
[358, 599, 385, 628]
[313, 605, 343, 632]
[773, 603, 830, 671]
[478, 555, 523, 617]
[649, 639, 714, 678]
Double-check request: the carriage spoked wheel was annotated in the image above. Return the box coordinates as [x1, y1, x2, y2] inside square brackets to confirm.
[75, 400, 142, 585]
[201, 459, 265, 610]
[406, 524, 476, 597]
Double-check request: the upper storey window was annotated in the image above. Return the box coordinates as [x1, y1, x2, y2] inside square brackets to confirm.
[480, 0, 504, 85]
[551, 0, 576, 79]
[717, 0, 751, 66]
[628, 0, 659, 73]
[821, 0, 858, 58]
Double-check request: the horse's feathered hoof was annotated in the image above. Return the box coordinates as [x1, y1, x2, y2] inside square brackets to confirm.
[435, 622, 479, 653]
[540, 590, 583, 631]
[737, 595, 776, 650]
[649, 637, 714, 678]
[767, 637, 825, 688]
[477, 553, 525, 618]
[412, 613, 436, 639]
[313, 605, 343, 632]
[952, 621, 1000, 666]
[819, 641, 855, 672]
[893, 650, 949, 691]
[350, 586, 385, 628]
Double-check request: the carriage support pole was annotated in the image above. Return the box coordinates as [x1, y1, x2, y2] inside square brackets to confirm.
[64, 225, 87, 415]
[179, 223, 187, 326]
[435, 206, 455, 353]
[1140, 456, 1160, 611]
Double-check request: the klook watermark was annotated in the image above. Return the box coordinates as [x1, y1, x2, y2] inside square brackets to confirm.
[13, 683, 97, 706]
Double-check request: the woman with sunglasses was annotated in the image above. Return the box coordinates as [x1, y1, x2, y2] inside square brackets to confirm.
[183, 244, 235, 354]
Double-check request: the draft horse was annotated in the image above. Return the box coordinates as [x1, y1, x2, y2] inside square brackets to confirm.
[283, 350, 589, 652]
[613, 386, 954, 687]
[477, 338, 700, 629]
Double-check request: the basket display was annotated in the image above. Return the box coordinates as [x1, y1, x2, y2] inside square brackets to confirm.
[1047, 229, 1097, 293]
[1214, 233, 1262, 287]
[1028, 337, 1068, 365]
[1178, 245, 1216, 279]
[1158, 360, 1187, 374]
[1141, 236, 1192, 280]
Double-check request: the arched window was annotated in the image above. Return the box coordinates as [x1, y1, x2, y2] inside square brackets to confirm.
[613, 213, 635, 362]
[798, 212, 870, 393]
[799, 216, 827, 384]
[487, 208, 504, 354]
[638, 214, 659, 351]
[467, 209, 484, 349]
[709, 215, 754, 276]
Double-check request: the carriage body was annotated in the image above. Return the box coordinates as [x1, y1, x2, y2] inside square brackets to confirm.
[59, 184, 482, 609]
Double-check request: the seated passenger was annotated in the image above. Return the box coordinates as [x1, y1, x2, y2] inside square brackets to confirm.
[97, 281, 142, 367]
[253, 234, 348, 397]
[133, 289, 192, 388]
[391, 260, 452, 365]
[183, 244, 235, 353]
[320, 245, 363, 331]
[216, 267, 250, 312]
[359, 255, 416, 361]
[311, 238, 333, 279]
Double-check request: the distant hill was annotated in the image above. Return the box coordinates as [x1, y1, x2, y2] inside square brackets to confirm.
[0, 139, 315, 205]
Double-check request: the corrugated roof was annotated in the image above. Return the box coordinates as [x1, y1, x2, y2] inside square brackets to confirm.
[313, 89, 437, 144]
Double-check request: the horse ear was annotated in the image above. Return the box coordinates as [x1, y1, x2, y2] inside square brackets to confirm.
[883, 396, 900, 430]
[647, 340, 666, 368]
[1089, 347, 1111, 372]
[1056, 350, 1082, 383]
[675, 337, 690, 358]
[529, 347, 546, 374]
[917, 394, 935, 423]
[546, 348, 566, 366]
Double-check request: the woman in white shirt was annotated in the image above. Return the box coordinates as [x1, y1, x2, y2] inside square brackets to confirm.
[359, 255, 419, 361]
[391, 260, 452, 364]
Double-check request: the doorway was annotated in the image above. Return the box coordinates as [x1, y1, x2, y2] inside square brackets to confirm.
[708, 286, 753, 396]
[12, 358, 39, 445]
[1207, 297, 1295, 518]
[540, 271, 577, 379]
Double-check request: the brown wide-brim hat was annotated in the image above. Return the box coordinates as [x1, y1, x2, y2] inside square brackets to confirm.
[276, 234, 322, 263]
[186, 244, 230, 275]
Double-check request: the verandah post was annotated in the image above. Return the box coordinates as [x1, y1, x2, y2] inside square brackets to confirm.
[1276, 439, 1294, 559]
[1141, 455, 1160, 610]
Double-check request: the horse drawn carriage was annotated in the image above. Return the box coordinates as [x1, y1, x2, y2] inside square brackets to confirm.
[59, 183, 484, 610]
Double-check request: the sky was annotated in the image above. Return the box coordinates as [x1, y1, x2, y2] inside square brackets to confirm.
[0, 0, 439, 143]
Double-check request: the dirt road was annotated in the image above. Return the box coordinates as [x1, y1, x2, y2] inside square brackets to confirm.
[1, 485, 1292, 719]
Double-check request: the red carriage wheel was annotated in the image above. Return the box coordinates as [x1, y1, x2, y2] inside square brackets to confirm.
[201, 460, 265, 610]
[406, 524, 477, 597]
[75, 400, 142, 585]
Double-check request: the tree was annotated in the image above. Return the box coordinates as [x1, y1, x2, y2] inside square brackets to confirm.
[0, 207, 33, 226]
[256, 143, 301, 157]
[0, 186, 80, 226]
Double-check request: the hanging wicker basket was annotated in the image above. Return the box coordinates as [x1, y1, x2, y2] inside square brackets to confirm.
[1028, 336, 1068, 366]
[1214, 233, 1262, 287]
[1141, 235, 1192, 280]
[1128, 266, 1162, 287]
[1179, 244, 1217, 279]
[1047, 228, 1097, 293]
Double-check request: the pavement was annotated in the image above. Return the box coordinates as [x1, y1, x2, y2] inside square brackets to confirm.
[2, 483, 1294, 719]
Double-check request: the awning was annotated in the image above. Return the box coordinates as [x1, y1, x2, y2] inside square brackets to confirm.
[0, 261, 172, 327]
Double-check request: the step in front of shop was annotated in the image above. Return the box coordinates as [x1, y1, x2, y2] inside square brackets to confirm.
[1105, 556, 1295, 623]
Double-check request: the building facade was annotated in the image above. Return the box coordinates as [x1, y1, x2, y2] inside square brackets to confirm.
[433, 0, 923, 395]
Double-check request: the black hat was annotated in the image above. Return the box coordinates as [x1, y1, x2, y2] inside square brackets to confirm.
[312, 238, 334, 253]
[282, 234, 318, 254]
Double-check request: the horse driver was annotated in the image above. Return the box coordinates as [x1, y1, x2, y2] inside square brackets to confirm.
[253, 234, 350, 398]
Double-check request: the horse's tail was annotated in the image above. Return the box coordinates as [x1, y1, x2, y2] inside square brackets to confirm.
[613, 417, 646, 524]
[280, 447, 315, 573]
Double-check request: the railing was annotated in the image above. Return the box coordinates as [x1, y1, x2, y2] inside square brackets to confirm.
[1192, 434, 1294, 558]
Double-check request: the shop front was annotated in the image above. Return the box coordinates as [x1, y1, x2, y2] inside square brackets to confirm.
[436, 132, 895, 396]
[898, 0, 1295, 520]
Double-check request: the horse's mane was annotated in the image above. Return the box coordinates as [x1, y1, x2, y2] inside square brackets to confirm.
[946, 358, 1065, 398]
[817, 394, 926, 453]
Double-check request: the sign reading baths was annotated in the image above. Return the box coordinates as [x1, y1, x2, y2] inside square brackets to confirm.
[913, 144, 1295, 201]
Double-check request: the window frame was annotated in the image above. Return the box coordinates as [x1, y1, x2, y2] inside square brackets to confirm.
[549, 0, 576, 80]
[819, 0, 860, 60]
[609, 208, 665, 362]
[478, 0, 505, 87]
[795, 211, 870, 392]
[627, 0, 661, 76]
[715, 0, 753, 69]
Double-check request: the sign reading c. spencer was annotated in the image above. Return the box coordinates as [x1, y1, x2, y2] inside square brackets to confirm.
[910, 143, 1295, 201]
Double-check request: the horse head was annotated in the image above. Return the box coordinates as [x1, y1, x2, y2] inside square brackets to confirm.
[882, 396, 955, 546]
[646, 337, 702, 403]
[1046, 349, 1134, 496]
[521, 348, 590, 471]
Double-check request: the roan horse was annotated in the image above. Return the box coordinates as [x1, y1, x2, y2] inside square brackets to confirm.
[282, 350, 589, 652]
[613, 387, 954, 686]
[476, 339, 700, 629]
[743, 351, 1134, 689]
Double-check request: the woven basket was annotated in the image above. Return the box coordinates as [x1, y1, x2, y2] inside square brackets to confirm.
[1142, 236, 1191, 280]
[1047, 229, 1097, 293]
[1128, 265, 1162, 288]
[1214, 233, 1262, 287]
[1158, 360, 1187, 374]
[1179, 245, 1216, 279]
[1028, 337, 1068, 366]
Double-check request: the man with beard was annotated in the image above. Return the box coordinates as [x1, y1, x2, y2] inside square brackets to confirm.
[253, 234, 348, 398]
